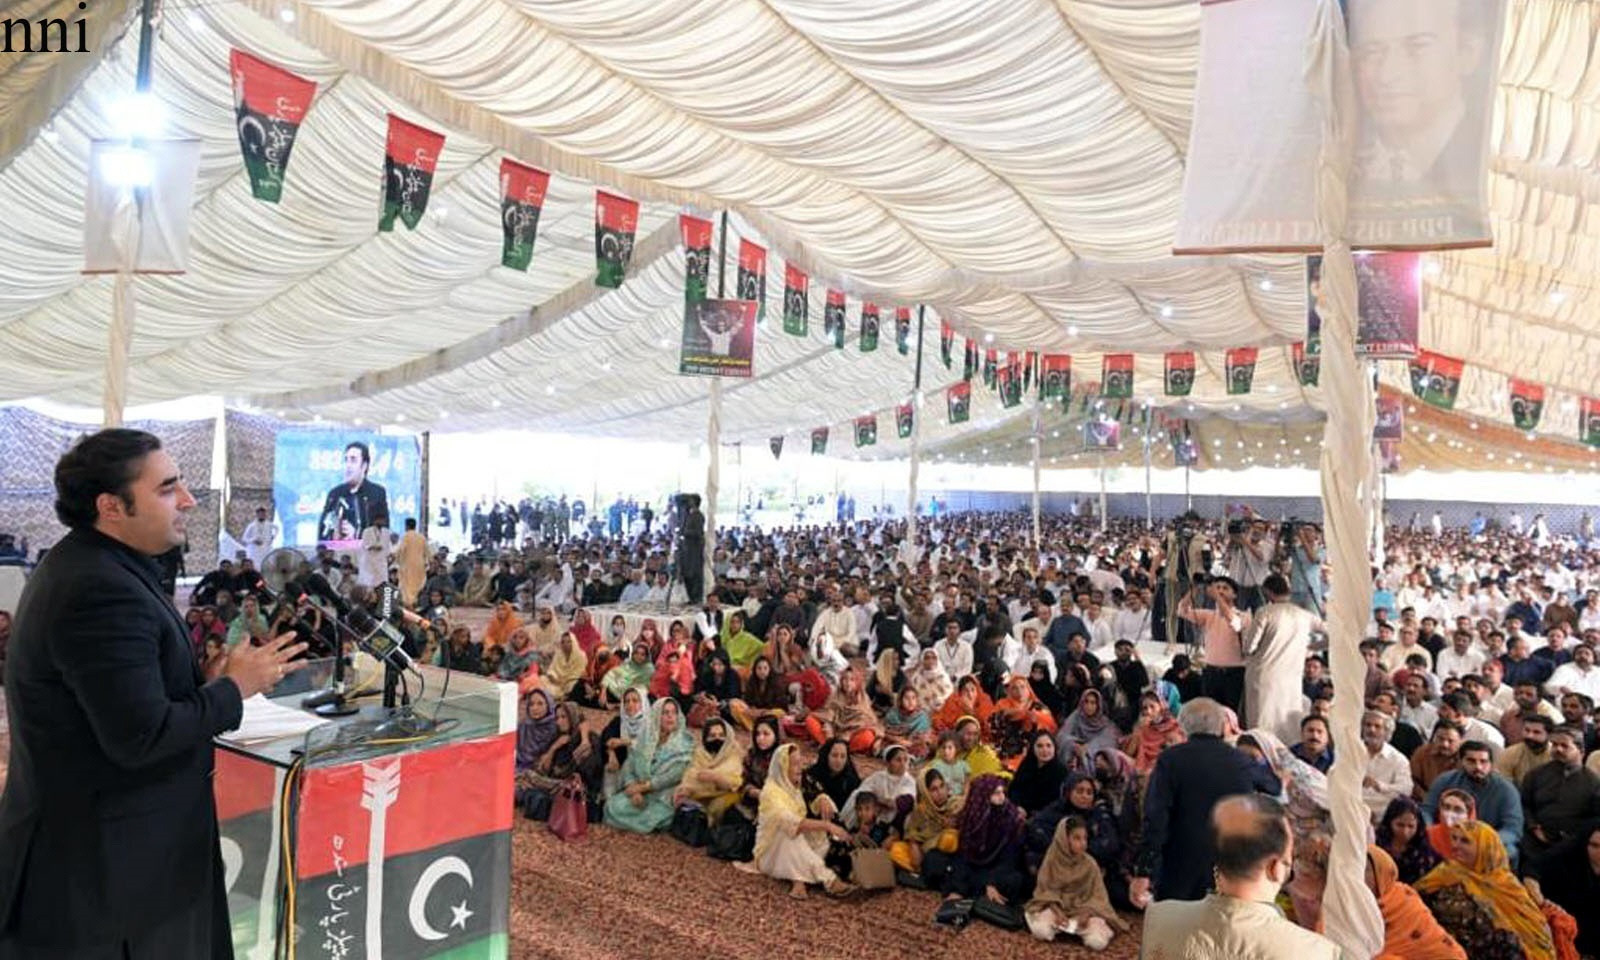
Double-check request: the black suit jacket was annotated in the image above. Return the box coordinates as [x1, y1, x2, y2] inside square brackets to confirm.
[0, 527, 244, 950]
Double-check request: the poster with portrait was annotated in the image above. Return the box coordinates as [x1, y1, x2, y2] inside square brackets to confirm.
[1176, 0, 1505, 253]
[1083, 417, 1122, 452]
[273, 429, 421, 548]
[1373, 394, 1405, 441]
[679, 299, 758, 378]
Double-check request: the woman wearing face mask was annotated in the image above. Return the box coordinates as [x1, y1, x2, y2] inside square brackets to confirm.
[1024, 817, 1128, 950]
[1378, 797, 1442, 885]
[942, 774, 1028, 906]
[1427, 789, 1476, 859]
[674, 717, 744, 825]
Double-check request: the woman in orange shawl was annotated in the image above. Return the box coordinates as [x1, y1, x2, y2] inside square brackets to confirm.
[569, 607, 604, 658]
[804, 667, 882, 754]
[1414, 821, 1555, 960]
[1123, 690, 1186, 775]
[990, 675, 1058, 771]
[1366, 844, 1467, 960]
[483, 601, 523, 650]
[932, 674, 994, 735]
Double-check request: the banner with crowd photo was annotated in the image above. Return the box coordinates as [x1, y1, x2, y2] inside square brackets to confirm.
[379, 115, 444, 232]
[1508, 379, 1543, 431]
[1307, 254, 1420, 359]
[947, 381, 972, 424]
[853, 416, 878, 448]
[1581, 398, 1600, 448]
[769, 436, 784, 459]
[499, 159, 549, 272]
[229, 50, 316, 204]
[1083, 417, 1121, 452]
[737, 239, 766, 322]
[810, 427, 828, 455]
[681, 214, 714, 302]
[859, 303, 880, 352]
[1175, 0, 1504, 253]
[895, 307, 912, 356]
[1101, 354, 1134, 399]
[896, 402, 914, 439]
[824, 289, 847, 348]
[1373, 394, 1404, 441]
[1409, 350, 1463, 410]
[594, 190, 639, 288]
[1225, 347, 1258, 395]
[272, 429, 421, 549]
[679, 299, 757, 378]
[1163, 351, 1195, 396]
[782, 263, 808, 335]
[1293, 339, 1321, 386]
[293, 735, 515, 960]
[1040, 354, 1071, 401]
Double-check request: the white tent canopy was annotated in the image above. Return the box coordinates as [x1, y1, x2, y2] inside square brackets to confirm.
[0, 0, 1595, 472]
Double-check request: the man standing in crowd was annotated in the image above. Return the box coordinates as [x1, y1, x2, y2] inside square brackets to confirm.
[241, 505, 278, 568]
[394, 517, 429, 608]
[1244, 574, 1321, 743]
[1178, 577, 1250, 713]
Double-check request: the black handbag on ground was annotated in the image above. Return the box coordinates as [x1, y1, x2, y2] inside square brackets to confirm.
[521, 787, 553, 822]
[706, 808, 757, 861]
[670, 804, 711, 848]
[934, 897, 973, 928]
[970, 897, 1024, 931]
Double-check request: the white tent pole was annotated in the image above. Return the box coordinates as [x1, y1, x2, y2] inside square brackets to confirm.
[1031, 397, 1042, 553]
[1144, 420, 1154, 529]
[1307, 1, 1384, 952]
[907, 306, 927, 541]
[1098, 460, 1107, 534]
[105, 271, 136, 427]
[704, 379, 721, 591]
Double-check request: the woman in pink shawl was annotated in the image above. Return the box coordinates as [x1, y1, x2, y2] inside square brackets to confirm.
[649, 636, 695, 705]
[569, 607, 604, 658]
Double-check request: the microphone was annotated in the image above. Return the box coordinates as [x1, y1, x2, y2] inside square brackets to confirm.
[299, 574, 415, 672]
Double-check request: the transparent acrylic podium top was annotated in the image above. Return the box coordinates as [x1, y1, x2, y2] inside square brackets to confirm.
[216, 654, 516, 770]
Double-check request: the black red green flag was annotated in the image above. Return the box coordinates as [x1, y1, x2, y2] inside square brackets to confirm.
[1022, 351, 1036, 394]
[595, 191, 639, 288]
[214, 747, 282, 953]
[854, 416, 878, 447]
[962, 339, 979, 381]
[293, 734, 515, 959]
[983, 348, 998, 388]
[824, 289, 847, 348]
[896, 402, 914, 438]
[1293, 339, 1321, 387]
[770, 436, 784, 459]
[1582, 397, 1600, 447]
[811, 427, 829, 455]
[499, 158, 550, 271]
[680, 214, 714, 301]
[1225, 347, 1258, 395]
[948, 381, 972, 423]
[229, 49, 316, 203]
[1509, 378, 1544, 431]
[860, 303, 880, 352]
[379, 114, 445, 232]
[782, 263, 808, 336]
[1041, 354, 1071, 401]
[998, 362, 1022, 408]
[737, 239, 766, 322]
[895, 307, 912, 356]
[940, 321, 954, 368]
[1409, 350, 1463, 410]
[1101, 354, 1134, 399]
[1164, 351, 1196, 396]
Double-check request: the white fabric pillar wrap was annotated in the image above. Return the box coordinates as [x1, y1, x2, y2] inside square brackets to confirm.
[1031, 399, 1042, 552]
[704, 378, 721, 592]
[104, 270, 135, 427]
[1306, 2, 1385, 954]
[1098, 462, 1107, 534]
[1144, 427, 1154, 528]
[907, 394, 921, 543]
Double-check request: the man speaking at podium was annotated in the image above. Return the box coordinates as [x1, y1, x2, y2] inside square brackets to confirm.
[0, 430, 308, 959]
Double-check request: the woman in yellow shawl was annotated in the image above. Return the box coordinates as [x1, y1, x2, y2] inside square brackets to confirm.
[543, 630, 589, 700]
[1365, 845, 1466, 960]
[955, 715, 1004, 778]
[1024, 816, 1128, 949]
[482, 601, 523, 650]
[674, 717, 744, 824]
[719, 610, 765, 671]
[889, 766, 962, 875]
[753, 743, 855, 899]
[1414, 821, 1554, 960]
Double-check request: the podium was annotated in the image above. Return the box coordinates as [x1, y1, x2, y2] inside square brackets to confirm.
[214, 658, 518, 960]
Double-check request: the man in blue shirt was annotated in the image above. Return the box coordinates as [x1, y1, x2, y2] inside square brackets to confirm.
[1502, 634, 1555, 689]
[1422, 740, 1524, 866]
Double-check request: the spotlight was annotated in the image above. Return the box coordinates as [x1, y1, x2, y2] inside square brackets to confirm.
[97, 144, 154, 187]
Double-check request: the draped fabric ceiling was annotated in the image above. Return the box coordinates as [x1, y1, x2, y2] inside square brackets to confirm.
[0, 0, 1597, 474]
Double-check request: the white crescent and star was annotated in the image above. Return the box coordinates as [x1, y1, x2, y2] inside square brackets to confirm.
[407, 855, 475, 942]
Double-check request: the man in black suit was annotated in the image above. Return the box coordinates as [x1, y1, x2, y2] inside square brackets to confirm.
[317, 440, 389, 542]
[1131, 697, 1283, 903]
[0, 429, 308, 958]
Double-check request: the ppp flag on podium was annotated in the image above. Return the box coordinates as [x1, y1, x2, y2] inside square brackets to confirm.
[595, 190, 639, 288]
[229, 50, 316, 203]
[294, 734, 515, 960]
[215, 749, 283, 955]
[499, 159, 550, 272]
[380, 115, 445, 232]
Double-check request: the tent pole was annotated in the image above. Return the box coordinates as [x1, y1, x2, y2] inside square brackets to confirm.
[1098, 460, 1108, 534]
[702, 210, 731, 591]
[1031, 398, 1042, 554]
[1144, 420, 1154, 530]
[907, 306, 926, 541]
[420, 430, 430, 537]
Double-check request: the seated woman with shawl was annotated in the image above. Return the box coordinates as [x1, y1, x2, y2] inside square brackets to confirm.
[543, 630, 589, 700]
[954, 716, 1004, 779]
[720, 610, 765, 671]
[483, 601, 523, 650]
[805, 667, 882, 754]
[1024, 772, 1129, 906]
[636, 618, 666, 660]
[519, 699, 604, 812]
[801, 738, 861, 822]
[891, 767, 962, 878]
[765, 624, 829, 712]
[991, 675, 1059, 771]
[600, 687, 651, 798]
[690, 648, 742, 728]
[497, 627, 541, 684]
[514, 688, 560, 801]
[460, 561, 492, 606]
[1123, 690, 1186, 775]
[567, 608, 604, 658]
[1008, 731, 1069, 815]
[1426, 789, 1475, 860]
[729, 655, 790, 731]
[650, 644, 696, 708]
[1366, 845, 1467, 960]
[603, 698, 695, 834]
[601, 640, 656, 706]
[1024, 817, 1129, 950]
[908, 648, 955, 715]
[1056, 688, 1120, 773]
[1415, 821, 1558, 960]
[881, 686, 934, 760]
[1091, 747, 1142, 839]
[753, 743, 856, 900]
[674, 717, 744, 825]
[730, 716, 781, 823]
[1377, 797, 1442, 886]
[866, 649, 905, 710]
[1237, 728, 1332, 931]
[939, 773, 1029, 905]
[841, 745, 917, 832]
[932, 675, 994, 734]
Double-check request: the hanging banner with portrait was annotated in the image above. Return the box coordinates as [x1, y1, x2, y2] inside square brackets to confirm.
[679, 299, 758, 378]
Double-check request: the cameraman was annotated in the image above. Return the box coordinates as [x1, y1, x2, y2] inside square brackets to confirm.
[1223, 514, 1273, 613]
[1286, 523, 1326, 616]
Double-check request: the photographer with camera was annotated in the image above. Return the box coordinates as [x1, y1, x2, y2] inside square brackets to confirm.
[1177, 576, 1251, 713]
[1284, 522, 1326, 616]
[1222, 510, 1272, 613]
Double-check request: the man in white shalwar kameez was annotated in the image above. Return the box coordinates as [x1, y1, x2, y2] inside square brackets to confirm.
[242, 506, 279, 568]
[1242, 574, 1323, 745]
[356, 516, 392, 589]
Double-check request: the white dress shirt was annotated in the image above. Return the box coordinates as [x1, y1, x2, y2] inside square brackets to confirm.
[1362, 742, 1414, 821]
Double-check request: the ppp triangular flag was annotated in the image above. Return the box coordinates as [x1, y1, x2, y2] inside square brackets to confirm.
[379, 114, 444, 232]
[499, 158, 550, 271]
[595, 190, 639, 288]
[680, 214, 714, 301]
[229, 50, 316, 203]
